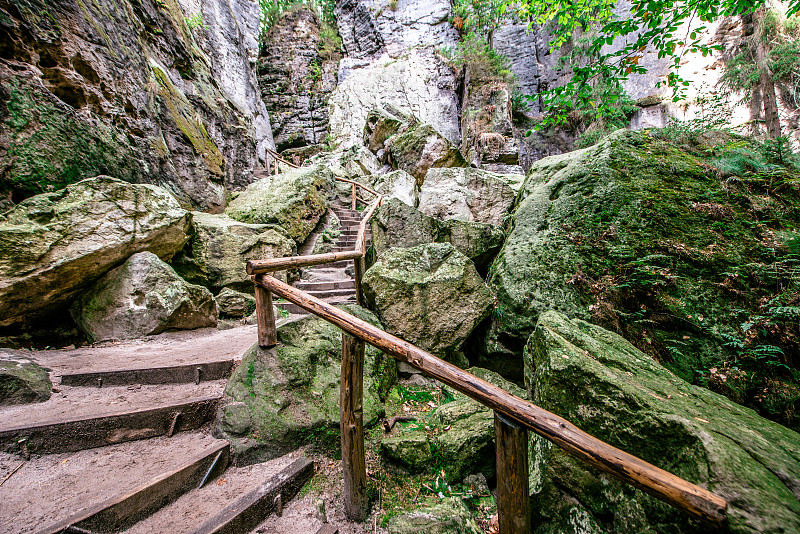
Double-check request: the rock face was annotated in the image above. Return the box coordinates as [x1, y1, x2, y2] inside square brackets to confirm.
[225, 165, 333, 243]
[386, 498, 482, 534]
[371, 198, 505, 272]
[329, 48, 461, 148]
[170, 212, 295, 292]
[484, 130, 800, 419]
[461, 85, 519, 172]
[216, 305, 396, 464]
[527, 311, 800, 534]
[0, 350, 52, 406]
[71, 252, 217, 342]
[418, 168, 520, 226]
[0, 0, 272, 211]
[259, 8, 338, 152]
[362, 243, 492, 361]
[0, 177, 191, 331]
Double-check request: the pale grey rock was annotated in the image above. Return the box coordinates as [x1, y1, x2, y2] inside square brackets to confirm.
[0, 177, 191, 330]
[370, 169, 417, 207]
[329, 48, 461, 147]
[419, 168, 519, 226]
[216, 287, 256, 318]
[72, 252, 217, 342]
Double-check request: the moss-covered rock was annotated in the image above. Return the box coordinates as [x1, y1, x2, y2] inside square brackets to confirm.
[215, 305, 397, 464]
[0, 176, 191, 331]
[71, 252, 217, 342]
[363, 243, 492, 362]
[485, 129, 800, 427]
[215, 288, 256, 318]
[418, 167, 520, 226]
[388, 122, 468, 184]
[527, 311, 800, 534]
[0, 350, 51, 406]
[380, 430, 432, 473]
[386, 497, 483, 534]
[371, 198, 505, 273]
[225, 165, 333, 243]
[170, 212, 295, 293]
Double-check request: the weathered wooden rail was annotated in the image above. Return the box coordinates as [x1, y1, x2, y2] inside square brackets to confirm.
[248, 180, 728, 531]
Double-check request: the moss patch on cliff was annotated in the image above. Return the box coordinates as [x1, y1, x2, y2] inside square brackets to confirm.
[0, 78, 140, 202]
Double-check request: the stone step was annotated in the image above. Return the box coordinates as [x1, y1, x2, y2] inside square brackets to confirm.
[1, 431, 228, 533]
[0, 382, 224, 455]
[305, 288, 356, 299]
[59, 360, 234, 388]
[275, 297, 355, 315]
[122, 454, 313, 534]
[295, 280, 355, 291]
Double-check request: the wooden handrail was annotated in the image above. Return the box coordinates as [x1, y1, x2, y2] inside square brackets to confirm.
[334, 177, 380, 199]
[265, 146, 300, 169]
[253, 274, 728, 526]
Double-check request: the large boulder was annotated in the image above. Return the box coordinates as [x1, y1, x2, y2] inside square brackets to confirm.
[71, 252, 217, 342]
[0, 177, 191, 330]
[170, 212, 296, 292]
[362, 243, 492, 361]
[225, 165, 333, 243]
[0, 350, 51, 406]
[215, 305, 397, 465]
[370, 170, 417, 207]
[215, 288, 256, 319]
[526, 311, 800, 534]
[371, 198, 505, 272]
[418, 168, 521, 226]
[386, 122, 467, 184]
[484, 130, 800, 425]
[381, 368, 524, 482]
[386, 498, 482, 534]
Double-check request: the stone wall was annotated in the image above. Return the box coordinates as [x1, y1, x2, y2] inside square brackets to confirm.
[0, 0, 271, 212]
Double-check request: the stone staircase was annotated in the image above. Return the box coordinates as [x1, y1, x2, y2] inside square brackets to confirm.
[0, 326, 325, 534]
[275, 204, 371, 315]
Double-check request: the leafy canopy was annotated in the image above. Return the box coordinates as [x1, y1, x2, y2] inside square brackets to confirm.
[502, 0, 798, 127]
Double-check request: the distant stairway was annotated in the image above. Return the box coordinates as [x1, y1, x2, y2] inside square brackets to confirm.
[275, 204, 371, 315]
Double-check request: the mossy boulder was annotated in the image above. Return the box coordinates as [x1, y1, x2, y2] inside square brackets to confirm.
[526, 311, 800, 534]
[381, 368, 525, 483]
[418, 167, 520, 226]
[170, 212, 295, 293]
[485, 129, 800, 427]
[0, 350, 51, 406]
[215, 288, 256, 318]
[371, 198, 505, 273]
[363, 107, 407, 152]
[71, 252, 217, 342]
[225, 165, 333, 243]
[215, 305, 397, 465]
[362, 243, 492, 362]
[385, 497, 483, 534]
[0, 176, 191, 331]
[387, 122, 468, 184]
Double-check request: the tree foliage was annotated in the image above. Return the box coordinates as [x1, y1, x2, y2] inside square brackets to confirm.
[503, 0, 799, 127]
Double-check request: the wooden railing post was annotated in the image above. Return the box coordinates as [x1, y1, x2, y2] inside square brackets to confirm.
[495, 412, 531, 534]
[254, 275, 277, 347]
[354, 256, 366, 307]
[351, 182, 357, 211]
[341, 333, 367, 520]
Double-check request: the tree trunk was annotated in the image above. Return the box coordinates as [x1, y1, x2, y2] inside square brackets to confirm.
[754, 7, 782, 138]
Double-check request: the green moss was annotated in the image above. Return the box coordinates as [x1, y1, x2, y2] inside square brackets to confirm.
[151, 64, 224, 176]
[2, 80, 140, 200]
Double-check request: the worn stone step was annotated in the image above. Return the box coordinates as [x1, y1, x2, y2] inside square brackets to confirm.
[305, 288, 356, 299]
[59, 360, 234, 388]
[33, 437, 230, 534]
[294, 280, 355, 291]
[0, 382, 224, 455]
[184, 456, 314, 534]
[275, 298, 355, 315]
